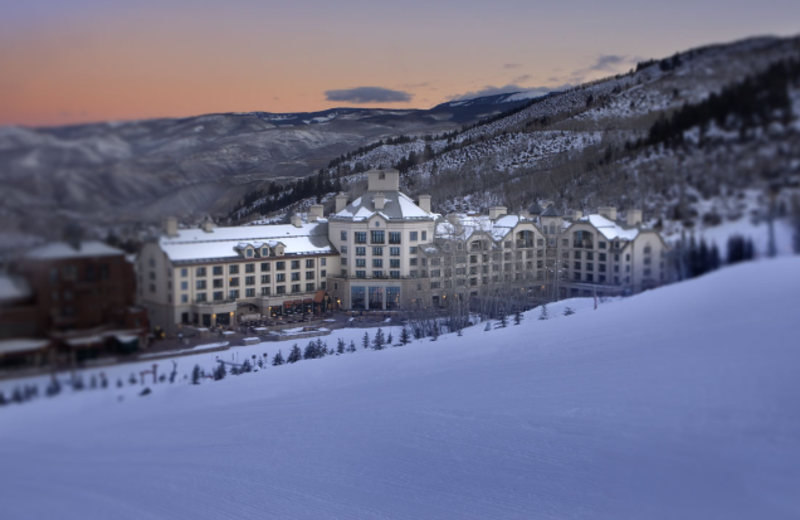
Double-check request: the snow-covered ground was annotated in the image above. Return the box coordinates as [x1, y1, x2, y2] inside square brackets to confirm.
[1, 258, 799, 519]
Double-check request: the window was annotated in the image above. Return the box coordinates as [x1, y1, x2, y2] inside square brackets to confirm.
[599, 253, 606, 261]
[562, 239, 569, 247]
[372, 270, 384, 278]
[246, 249, 253, 258]
[355, 232, 367, 244]
[356, 247, 366, 256]
[181, 268, 188, 277]
[245, 276, 255, 285]
[321, 270, 326, 278]
[389, 232, 401, 244]
[586, 273, 594, 282]
[306, 283, 315, 292]
[374, 220, 380, 227]
[196, 280, 207, 290]
[587, 252, 594, 260]
[229, 277, 240, 287]
[213, 279, 223, 288]
[341, 245, 348, 254]
[390, 247, 400, 256]
[261, 262, 270, 272]
[262, 248, 269, 257]
[276, 261, 285, 270]
[574, 262, 581, 270]
[181, 281, 188, 291]
[213, 291, 224, 301]
[261, 287, 271, 296]
[306, 271, 315, 280]
[245, 264, 255, 273]
[373, 259, 383, 268]
[291, 260, 300, 270]
[410, 258, 417, 266]
[291, 272, 300, 281]
[575, 251, 582, 259]
[356, 270, 366, 278]
[306, 259, 315, 268]
[229, 289, 240, 299]
[422, 231, 427, 241]
[351, 286, 366, 309]
[196, 292, 206, 302]
[292, 284, 301, 293]
[277, 286, 286, 294]
[196, 267, 206, 277]
[356, 259, 366, 268]
[341, 230, 347, 241]
[599, 241, 607, 249]
[181, 294, 188, 303]
[229, 265, 239, 274]
[390, 259, 400, 268]
[373, 247, 383, 256]
[587, 263, 594, 271]
[246, 288, 256, 297]
[409, 246, 418, 254]
[261, 275, 270, 284]
[625, 254, 630, 261]
[599, 264, 606, 272]
[321, 258, 326, 266]
[410, 231, 418, 241]
[211, 266, 222, 276]
[538, 238, 544, 247]
[276, 273, 286, 282]
[390, 270, 400, 278]
[371, 230, 385, 244]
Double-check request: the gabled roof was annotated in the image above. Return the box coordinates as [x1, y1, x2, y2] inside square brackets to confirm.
[528, 202, 544, 215]
[541, 205, 562, 217]
[435, 214, 529, 243]
[331, 191, 434, 222]
[158, 221, 334, 263]
[576, 214, 639, 241]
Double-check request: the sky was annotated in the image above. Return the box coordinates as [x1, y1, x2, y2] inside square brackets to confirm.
[1, 0, 799, 127]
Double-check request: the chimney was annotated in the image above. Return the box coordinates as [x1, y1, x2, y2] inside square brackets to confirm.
[290, 214, 303, 228]
[335, 193, 348, 213]
[308, 204, 324, 223]
[418, 194, 431, 213]
[201, 218, 213, 233]
[626, 209, 643, 227]
[164, 216, 178, 237]
[373, 192, 385, 211]
[489, 205, 507, 220]
[598, 206, 617, 220]
[573, 210, 583, 220]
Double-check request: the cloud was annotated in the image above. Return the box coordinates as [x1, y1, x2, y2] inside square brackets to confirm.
[447, 84, 561, 101]
[503, 63, 521, 69]
[324, 86, 412, 104]
[512, 74, 532, 84]
[587, 54, 627, 72]
[560, 53, 641, 84]
[400, 82, 430, 89]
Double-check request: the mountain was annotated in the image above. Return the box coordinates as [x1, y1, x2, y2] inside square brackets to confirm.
[2, 257, 799, 518]
[0, 96, 536, 237]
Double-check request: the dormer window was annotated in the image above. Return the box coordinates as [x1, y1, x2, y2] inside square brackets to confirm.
[246, 249, 253, 257]
[261, 248, 269, 257]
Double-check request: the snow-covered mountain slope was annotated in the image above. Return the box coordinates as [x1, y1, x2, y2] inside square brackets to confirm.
[2, 257, 799, 519]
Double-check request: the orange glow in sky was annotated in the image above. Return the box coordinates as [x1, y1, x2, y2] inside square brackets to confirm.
[2, 0, 799, 127]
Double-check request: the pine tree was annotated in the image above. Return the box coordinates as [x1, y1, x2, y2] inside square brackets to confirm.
[73, 374, 85, 391]
[563, 306, 575, 316]
[169, 361, 178, 383]
[373, 328, 385, 350]
[46, 375, 61, 397]
[538, 304, 549, 321]
[362, 332, 370, 349]
[498, 310, 508, 328]
[337, 338, 346, 354]
[399, 327, 411, 345]
[347, 340, 357, 353]
[288, 344, 302, 363]
[316, 339, 327, 357]
[304, 341, 317, 360]
[513, 309, 522, 325]
[272, 350, 285, 366]
[257, 358, 264, 369]
[431, 320, 440, 341]
[128, 373, 137, 386]
[241, 358, 252, 373]
[387, 332, 393, 345]
[192, 364, 202, 384]
[213, 362, 227, 380]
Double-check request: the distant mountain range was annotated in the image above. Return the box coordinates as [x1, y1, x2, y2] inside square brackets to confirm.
[0, 92, 543, 236]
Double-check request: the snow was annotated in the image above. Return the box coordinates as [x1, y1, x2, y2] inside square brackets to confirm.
[1, 258, 799, 519]
[0, 339, 49, 355]
[24, 241, 124, 260]
[579, 214, 640, 241]
[0, 274, 31, 301]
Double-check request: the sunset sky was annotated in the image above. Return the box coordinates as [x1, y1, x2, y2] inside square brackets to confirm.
[2, 0, 799, 127]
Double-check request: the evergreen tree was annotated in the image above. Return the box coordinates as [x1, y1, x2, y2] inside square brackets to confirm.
[316, 339, 327, 357]
[288, 344, 302, 363]
[399, 327, 411, 345]
[347, 340, 357, 353]
[513, 309, 523, 325]
[46, 375, 61, 397]
[272, 350, 285, 366]
[229, 365, 240, 376]
[563, 306, 576, 316]
[192, 364, 202, 384]
[257, 358, 264, 369]
[304, 341, 318, 360]
[337, 338, 346, 354]
[431, 320, 440, 341]
[538, 304, 549, 321]
[498, 310, 508, 328]
[169, 361, 178, 383]
[373, 328, 386, 350]
[213, 363, 227, 380]
[362, 332, 370, 349]
[241, 358, 252, 373]
[387, 332, 393, 345]
[72, 374, 85, 391]
[0, 392, 6, 406]
[129, 373, 137, 386]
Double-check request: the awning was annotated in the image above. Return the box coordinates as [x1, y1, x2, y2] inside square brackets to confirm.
[303, 298, 313, 304]
[313, 290, 327, 303]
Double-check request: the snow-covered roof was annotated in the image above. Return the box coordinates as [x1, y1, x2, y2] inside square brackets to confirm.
[579, 214, 640, 241]
[332, 191, 435, 222]
[435, 214, 526, 242]
[159, 221, 334, 263]
[25, 241, 123, 260]
[0, 338, 49, 356]
[0, 274, 31, 302]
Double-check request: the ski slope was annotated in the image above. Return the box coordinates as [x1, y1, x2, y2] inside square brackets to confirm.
[1, 258, 799, 519]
